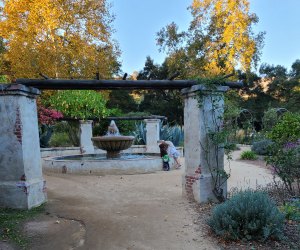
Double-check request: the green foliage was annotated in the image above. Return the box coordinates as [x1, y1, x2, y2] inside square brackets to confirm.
[45, 90, 112, 120]
[267, 112, 300, 145]
[262, 108, 285, 132]
[0, 75, 8, 82]
[259, 62, 300, 114]
[208, 190, 284, 241]
[93, 112, 151, 136]
[240, 150, 258, 160]
[39, 124, 53, 148]
[106, 90, 138, 113]
[49, 132, 73, 147]
[137, 57, 184, 125]
[0, 205, 45, 248]
[130, 122, 184, 146]
[251, 139, 273, 155]
[131, 122, 146, 145]
[160, 124, 184, 147]
[266, 112, 300, 196]
[280, 199, 300, 222]
[266, 144, 300, 196]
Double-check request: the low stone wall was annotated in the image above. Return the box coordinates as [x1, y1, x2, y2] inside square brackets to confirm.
[41, 145, 184, 158]
[43, 154, 163, 175]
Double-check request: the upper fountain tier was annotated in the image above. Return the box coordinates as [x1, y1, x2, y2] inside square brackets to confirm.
[91, 120, 134, 158]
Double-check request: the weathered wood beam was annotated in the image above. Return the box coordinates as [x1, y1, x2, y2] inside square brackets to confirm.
[104, 115, 167, 121]
[15, 78, 244, 90]
[57, 115, 167, 121]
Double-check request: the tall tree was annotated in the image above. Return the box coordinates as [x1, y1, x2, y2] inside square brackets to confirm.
[259, 62, 300, 113]
[0, 0, 120, 79]
[157, 0, 264, 77]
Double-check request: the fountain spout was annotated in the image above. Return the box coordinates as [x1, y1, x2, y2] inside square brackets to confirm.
[107, 120, 120, 136]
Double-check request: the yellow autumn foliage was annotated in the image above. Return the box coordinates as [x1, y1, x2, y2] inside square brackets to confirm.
[191, 0, 261, 75]
[0, 0, 120, 79]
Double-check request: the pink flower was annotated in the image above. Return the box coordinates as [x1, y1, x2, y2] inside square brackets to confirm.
[38, 106, 63, 125]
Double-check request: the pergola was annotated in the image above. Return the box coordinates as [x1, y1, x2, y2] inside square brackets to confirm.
[0, 76, 243, 209]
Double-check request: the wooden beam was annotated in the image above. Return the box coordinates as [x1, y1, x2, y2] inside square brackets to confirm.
[15, 78, 244, 90]
[57, 115, 167, 122]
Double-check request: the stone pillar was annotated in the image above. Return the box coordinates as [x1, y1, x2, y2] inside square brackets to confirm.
[80, 120, 94, 154]
[181, 85, 228, 203]
[0, 84, 47, 209]
[144, 119, 160, 153]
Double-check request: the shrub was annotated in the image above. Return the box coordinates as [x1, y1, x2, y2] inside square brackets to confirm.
[208, 190, 285, 241]
[46, 90, 113, 119]
[267, 112, 300, 145]
[280, 199, 300, 222]
[240, 150, 258, 160]
[49, 132, 73, 147]
[251, 139, 273, 155]
[266, 112, 300, 196]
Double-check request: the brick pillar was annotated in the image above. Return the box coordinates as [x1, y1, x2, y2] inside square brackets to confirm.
[80, 120, 94, 154]
[144, 119, 160, 153]
[0, 84, 47, 209]
[181, 85, 228, 203]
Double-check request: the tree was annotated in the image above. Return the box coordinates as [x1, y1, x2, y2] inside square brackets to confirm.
[0, 0, 120, 79]
[259, 62, 300, 113]
[137, 57, 184, 125]
[157, 0, 264, 77]
[106, 90, 138, 114]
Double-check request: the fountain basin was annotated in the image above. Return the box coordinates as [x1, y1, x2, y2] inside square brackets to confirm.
[91, 136, 135, 158]
[42, 153, 163, 175]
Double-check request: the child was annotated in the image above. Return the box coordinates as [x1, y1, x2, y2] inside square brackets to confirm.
[159, 141, 170, 171]
[162, 152, 170, 171]
[165, 141, 181, 169]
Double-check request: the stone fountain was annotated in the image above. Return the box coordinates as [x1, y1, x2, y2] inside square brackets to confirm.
[91, 120, 135, 158]
[43, 120, 162, 175]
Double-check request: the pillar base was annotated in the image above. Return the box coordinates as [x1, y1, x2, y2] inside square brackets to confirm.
[0, 178, 47, 209]
[184, 172, 227, 203]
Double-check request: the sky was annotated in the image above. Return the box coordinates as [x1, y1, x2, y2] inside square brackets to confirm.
[111, 0, 300, 75]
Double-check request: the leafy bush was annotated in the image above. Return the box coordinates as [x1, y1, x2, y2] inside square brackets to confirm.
[208, 190, 285, 241]
[266, 112, 300, 196]
[37, 105, 63, 147]
[280, 199, 300, 222]
[262, 108, 286, 132]
[45, 90, 113, 119]
[240, 150, 258, 160]
[49, 132, 73, 147]
[251, 139, 273, 155]
[267, 112, 300, 145]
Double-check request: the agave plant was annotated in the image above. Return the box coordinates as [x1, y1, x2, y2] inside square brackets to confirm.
[160, 124, 184, 147]
[131, 122, 147, 145]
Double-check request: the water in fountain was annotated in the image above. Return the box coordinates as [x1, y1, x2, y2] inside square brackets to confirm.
[106, 120, 120, 136]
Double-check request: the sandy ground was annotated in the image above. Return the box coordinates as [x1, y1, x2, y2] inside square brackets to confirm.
[3, 146, 274, 250]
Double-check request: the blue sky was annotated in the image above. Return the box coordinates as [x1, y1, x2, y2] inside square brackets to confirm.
[112, 0, 300, 75]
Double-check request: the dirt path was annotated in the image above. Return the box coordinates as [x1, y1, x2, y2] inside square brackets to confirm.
[7, 146, 273, 250]
[26, 169, 218, 250]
